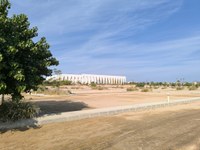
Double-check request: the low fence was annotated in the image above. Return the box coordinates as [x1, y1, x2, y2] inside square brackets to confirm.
[1, 97, 200, 130]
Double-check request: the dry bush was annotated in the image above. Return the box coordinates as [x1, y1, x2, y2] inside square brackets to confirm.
[176, 87, 184, 90]
[153, 86, 159, 89]
[126, 87, 138, 92]
[97, 86, 104, 90]
[91, 86, 107, 90]
[141, 88, 152, 92]
[161, 86, 167, 89]
[188, 86, 198, 91]
[97, 86, 108, 90]
[71, 86, 81, 89]
[0, 101, 40, 122]
[37, 87, 72, 95]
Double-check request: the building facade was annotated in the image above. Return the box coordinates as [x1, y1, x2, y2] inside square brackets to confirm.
[46, 74, 126, 85]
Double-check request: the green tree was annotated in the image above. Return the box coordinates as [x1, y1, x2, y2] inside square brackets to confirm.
[53, 68, 62, 81]
[0, 0, 59, 102]
[53, 68, 62, 76]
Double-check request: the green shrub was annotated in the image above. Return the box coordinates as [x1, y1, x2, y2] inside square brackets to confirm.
[171, 83, 176, 87]
[60, 80, 72, 85]
[0, 101, 40, 122]
[184, 82, 193, 87]
[135, 82, 145, 87]
[90, 82, 97, 88]
[43, 80, 72, 86]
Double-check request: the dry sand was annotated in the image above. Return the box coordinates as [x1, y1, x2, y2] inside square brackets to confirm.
[1, 101, 200, 150]
[24, 86, 200, 115]
[1, 86, 200, 150]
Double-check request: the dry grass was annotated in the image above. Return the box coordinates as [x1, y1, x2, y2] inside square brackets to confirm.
[126, 87, 138, 92]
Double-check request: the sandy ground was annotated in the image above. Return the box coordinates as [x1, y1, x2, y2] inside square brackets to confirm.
[1, 101, 200, 150]
[22, 86, 200, 116]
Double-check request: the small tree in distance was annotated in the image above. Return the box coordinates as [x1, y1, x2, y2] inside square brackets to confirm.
[0, 0, 59, 103]
[53, 68, 62, 76]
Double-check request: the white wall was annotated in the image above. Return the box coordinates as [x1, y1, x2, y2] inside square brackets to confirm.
[46, 74, 126, 85]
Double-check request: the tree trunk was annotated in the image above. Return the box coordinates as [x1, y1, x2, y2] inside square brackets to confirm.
[0, 94, 4, 105]
[2, 94, 4, 103]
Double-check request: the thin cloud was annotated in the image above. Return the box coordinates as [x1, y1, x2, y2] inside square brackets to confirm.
[9, 0, 200, 81]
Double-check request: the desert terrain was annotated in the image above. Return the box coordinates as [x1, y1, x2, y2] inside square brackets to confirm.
[1, 100, 200, 150]
[24, 85, 200, 115]
[1, 85, 200, 150]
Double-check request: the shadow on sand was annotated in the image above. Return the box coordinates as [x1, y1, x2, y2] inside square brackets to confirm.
[34, 100, 89, 116]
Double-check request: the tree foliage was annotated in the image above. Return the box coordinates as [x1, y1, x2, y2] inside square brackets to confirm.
[53, 68, 62, 75]
[0, 0, 59, 102]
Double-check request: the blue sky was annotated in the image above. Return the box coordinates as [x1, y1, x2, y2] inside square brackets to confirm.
[9, 0, 200, 82]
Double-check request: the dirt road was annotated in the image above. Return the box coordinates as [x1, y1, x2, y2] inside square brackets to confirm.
[1, 102, 200, 150]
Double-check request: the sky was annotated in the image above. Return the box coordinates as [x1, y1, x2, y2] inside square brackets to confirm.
[9, 0, 200, 82]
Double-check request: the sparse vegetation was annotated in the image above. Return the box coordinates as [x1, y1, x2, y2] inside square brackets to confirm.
[36, 87, 72, 95]
[184, 82, 193, 87]
[43, 80, 72, 86]
[141, 88, 151, 92]
[188, 86, 198, 91]
[153, 86, 159, 89]
[90, 82, 97, 88]
[135, 82, 145, 88]
[71, 86, 81, 89]
[97, 86, 104, 90]
[36, 85, 48, 93]
[90, 82, 101, 90]
[128, 81, 200, 92]
[126, 87, 138, 92]
[90, 84, 107, 90]
[176, 86, 184, 90]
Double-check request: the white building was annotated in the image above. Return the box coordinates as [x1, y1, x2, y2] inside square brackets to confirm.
[46, 74, 126, 85]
